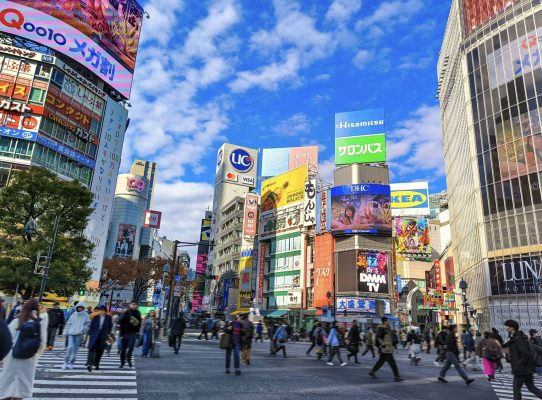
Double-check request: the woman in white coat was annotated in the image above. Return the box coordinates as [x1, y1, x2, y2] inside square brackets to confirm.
[0, 298, 47, 400]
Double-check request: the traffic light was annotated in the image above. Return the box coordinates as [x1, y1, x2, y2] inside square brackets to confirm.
[78, 287, 85, 296]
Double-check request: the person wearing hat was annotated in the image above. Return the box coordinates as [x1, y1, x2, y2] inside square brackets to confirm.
[47, 301, 65, 350]
[86, 305, 113, 372]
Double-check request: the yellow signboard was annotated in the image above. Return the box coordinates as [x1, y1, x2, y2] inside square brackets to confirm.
[261, 164, 308, 212]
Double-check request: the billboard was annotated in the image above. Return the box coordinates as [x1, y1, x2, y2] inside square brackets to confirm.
[0, 1, 135, 98]
[335, 109, 385, 137]
[261, 146, 318, 177]
[215, 143, 258, 187]
[394, 217, 431, 256]
[357, 249, 389, 294]
[329, 184, 392, 235]
[336, 297, 391, 314]
[200, 218, 211, 242]
[242, 193, 258, 236]
[238, 256, 253, 309]
[463, 0, 519, 35]
[303, 179, 316, 227]
[113, 223, 136, 258]
[261, 164, 308, 213]
[313, 233, 334, 308]
[489, 255, 542, 295]
[143, 210, 162, 229]
[390, 182, 429, 217]
[256, 243, 265, 306]
[259, 203, 302, 240]
[335, 134, 386, 164]
[9, 0, 143, 72]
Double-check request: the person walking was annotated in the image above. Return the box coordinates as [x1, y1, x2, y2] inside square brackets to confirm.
[0, 298, 6, 321]
[86, 305, 112, 372]
[140, 310, 157, 358]
[503, 320, 542, 399]
[62, 301, 90, 370]
[306, 320, 319, 356]
[347, 319, 361, 364]
[240, 314, 254, 365]
[438, 325, 475, 385]
[46, 301, 64, 350]
[434, 327, 448, 366]
[400, 330, 408, 348]
[210, 320, 220, 340]
[425, 330, 432, 354]
[368, 317, 404, 381]
[198, 320, 209, 340]
[171, 313, 186, 355]
[327, 321, 347, 366]
[362, 327, 376, 358]
[0, 298, 47, 400]
[272, 322, 288, 358]
[225, 317, 243, 375]
[119, 300, 142, 368]
[477, 332, 502, 381]
[255, 321, 264, 343]
[0, 317, 12, 362]
[529, 329, 542, 376]
[492, 327, 504, 372]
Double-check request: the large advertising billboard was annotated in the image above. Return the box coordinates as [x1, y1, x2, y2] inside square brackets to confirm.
[259, 203, 302, 240]
[261, 146, 318, 177]
[215, 143, 258, 187]
[394, 217, 431, 257]
[313, 233, 334, 308]
[261, 164, 308, 213]
[390, 182, 429, 217]
[463, 0, 519, 35]
[357, 249, 389, 294]
[242, 193, 258, 236]
[0, 1, 135, 98]
[9, 0, 142, 72]
[238, 256, 253, 309]
[113, 223, 136, 258]
[328, 184, 392, 235]
[335, 109, 385, 137]
[489, 255, 542, 295]
[143, 210, 161, 229]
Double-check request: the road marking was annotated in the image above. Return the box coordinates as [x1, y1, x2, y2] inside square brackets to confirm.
[34, 380, 136, 386]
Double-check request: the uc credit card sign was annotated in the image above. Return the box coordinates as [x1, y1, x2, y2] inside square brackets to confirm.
[335, 109, 385, 138]
[390, 182, 430, 217]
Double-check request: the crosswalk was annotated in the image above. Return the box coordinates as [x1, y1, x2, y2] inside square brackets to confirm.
[1, 338, 138, 400]
[491, 374, 542, 399]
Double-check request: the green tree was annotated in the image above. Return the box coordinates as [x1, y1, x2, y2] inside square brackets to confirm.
[0, 167, 94, 298]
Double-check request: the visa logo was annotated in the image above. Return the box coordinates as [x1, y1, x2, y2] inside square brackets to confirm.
[391, 191, 427, 208]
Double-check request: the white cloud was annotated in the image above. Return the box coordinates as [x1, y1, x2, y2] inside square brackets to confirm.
[325, 0, 362, 24]
[398, 55, 433, 70]
[388, 105, 444, 178]
[140, 0, 184, 46]
[318, 156, 335, 185]
[312, 93, 331, 103]
[356, 0, 423, 30]
[315, 73, 331, 81]
[273, 113, 311, 136]
[353, 49, 371, 69]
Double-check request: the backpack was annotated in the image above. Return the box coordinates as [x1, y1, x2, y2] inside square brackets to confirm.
[530, 340, 542, 367]
[12, 319, 41, 359]
[315, 327, 324, 345]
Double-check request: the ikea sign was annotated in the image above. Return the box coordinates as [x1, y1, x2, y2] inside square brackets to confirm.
[390, 183, 430, 217]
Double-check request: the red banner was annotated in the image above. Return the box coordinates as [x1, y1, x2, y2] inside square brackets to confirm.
[463, 0, 520, 35]
[257, 243, 266, 306]
[313, 233, 335, 308]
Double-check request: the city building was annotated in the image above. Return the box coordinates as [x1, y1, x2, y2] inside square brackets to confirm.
[439, 0, 542, 330]
[429, 190, 448, 219]
[0, 1, 144, 287]
[130, 159, 157, 209]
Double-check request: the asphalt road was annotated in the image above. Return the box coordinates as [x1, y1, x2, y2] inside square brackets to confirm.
[136, 331, 499, 400]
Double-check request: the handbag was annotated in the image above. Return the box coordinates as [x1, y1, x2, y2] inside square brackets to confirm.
[168, 333, 175, 347]
[219, 333, 232, 350]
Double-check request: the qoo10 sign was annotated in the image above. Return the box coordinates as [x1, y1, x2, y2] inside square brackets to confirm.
[126, 178, 145, 193]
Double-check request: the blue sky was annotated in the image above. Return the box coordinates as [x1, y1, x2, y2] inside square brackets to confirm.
[123, 0, 452, 245]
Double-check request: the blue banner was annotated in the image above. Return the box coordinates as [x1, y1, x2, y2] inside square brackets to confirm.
[331, 183, 390, 197]
[335, 109, 385, 138]
[0, 126, 37, 141]
[37, 135, 95, 169]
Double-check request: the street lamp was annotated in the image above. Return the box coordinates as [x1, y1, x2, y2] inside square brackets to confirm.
[459, 278, 471, 330]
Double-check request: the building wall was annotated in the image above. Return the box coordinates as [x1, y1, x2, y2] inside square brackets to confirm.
[130, 160, 157, 210]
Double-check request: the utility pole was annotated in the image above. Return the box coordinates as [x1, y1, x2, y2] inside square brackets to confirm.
[163, 240, 179, 332]
[38, 215, 61, 303]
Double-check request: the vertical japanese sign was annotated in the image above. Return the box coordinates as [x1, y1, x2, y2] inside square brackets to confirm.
[303, 179, 316, 227]
[425, 271, 431, 293]
[257, 243, 266, 306]
[242, 193, 258, 236]
[85, 97, 127, 283]
[434, 260, 442, 290]
[316, 190, 328, 234]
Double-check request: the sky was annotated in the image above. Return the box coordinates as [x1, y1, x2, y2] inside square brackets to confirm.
[122, 0, 452, 260]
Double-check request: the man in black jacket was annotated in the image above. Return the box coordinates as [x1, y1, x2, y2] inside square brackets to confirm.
[504, 320, 542, 399]
[47, 302, 65, 350]
[0, 318, 12, 361]
[434, 327, 448, 366]
[171, 314, 186, 355]
[438, 325, 475, 385]
[119, 301, 142, 368]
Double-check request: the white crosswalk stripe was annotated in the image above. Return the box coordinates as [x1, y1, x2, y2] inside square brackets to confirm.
[491, 374, 542, 399]
[1, 337, 138, 400]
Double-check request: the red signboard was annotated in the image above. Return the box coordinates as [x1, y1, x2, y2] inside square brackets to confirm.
[257, 243, 266, 306]
[313, 233, 335, 308]
[144, 210, 162, 229]
[434, 260, 443, 291]
[45, 91, 91, 131]
[463, 0, 520, 35]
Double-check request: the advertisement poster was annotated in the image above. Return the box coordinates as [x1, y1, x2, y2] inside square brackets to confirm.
[200, 218, 211, 242]
[463, 0, 519, 35]
[259, 204, 302, 240]
[303, 179, 316, 227]
[261, 164, 308, 213]
[238, 256, 253, 309]
[329, 184, 392, 235]
[335, 109, 385, 137]
[215, 143, 258, 187]
[10, 0, 143, 72]
[113, 223, 136, 258]
[242, 193, 258, 236]
[336, 297, 391, 314]
[489, 255, 542, 295]
[143, 210, 161, 228]
[357, 249, 389, 294]
[394, 217, 431, 256]
[335, 134, 386, 165]
[313, 234, 334, 308]
[0, 1, 134, 98]
[261, 146, 318, 177]
[390, 182, 430, 217]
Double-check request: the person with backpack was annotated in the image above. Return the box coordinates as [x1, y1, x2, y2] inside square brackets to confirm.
[240, 314, 254, 365]
[368, 317, 404, 382]
[503, 319, 542, 399]
[326, 321, 347, 366]
[477, 332, 502, 381]
[119, 300, 142, 368]
[529, 329, 542, 376]
[347, 320, 361, 364]
[306, 320, 319, 356]
[362, 328, 375, 358]
[434, 327, 448, 366]
[0, 298, 47, 399]
[171, 313, 186, 355]
[86, 305, 113, 371]
[272, 322, 288, 358]
[63, 301, 90, 369]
